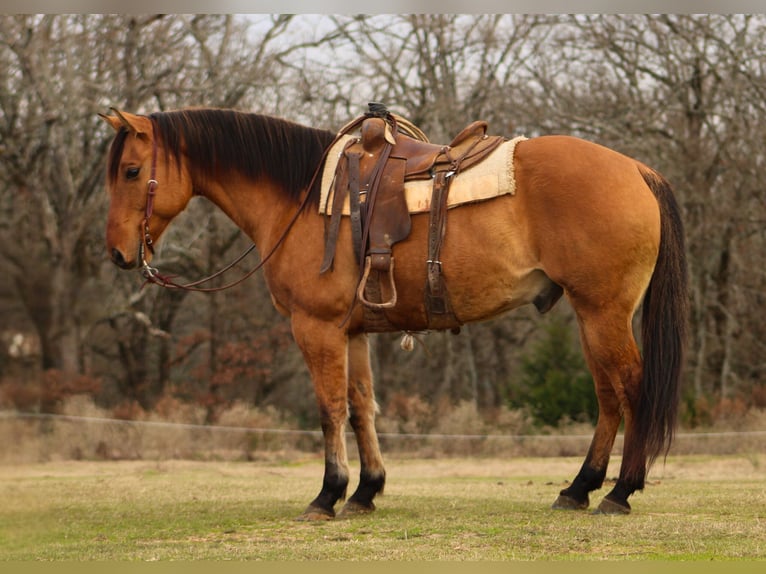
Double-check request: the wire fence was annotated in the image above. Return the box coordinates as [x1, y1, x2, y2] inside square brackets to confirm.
[2, 410, 765, 463]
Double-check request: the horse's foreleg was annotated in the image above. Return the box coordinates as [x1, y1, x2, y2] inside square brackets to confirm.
[292, 315, 350, 521]
[339, 333, 386, 518]
[555, 309, 644, 514]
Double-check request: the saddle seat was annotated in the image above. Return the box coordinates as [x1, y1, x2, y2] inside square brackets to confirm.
[360, 116, 498, 180]
[321, 106, 506, 332]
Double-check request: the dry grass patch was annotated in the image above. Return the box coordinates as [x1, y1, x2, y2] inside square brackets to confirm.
[0, 455, 764, 560]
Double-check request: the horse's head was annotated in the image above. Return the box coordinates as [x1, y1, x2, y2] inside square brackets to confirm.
[100, 109, 193, 270]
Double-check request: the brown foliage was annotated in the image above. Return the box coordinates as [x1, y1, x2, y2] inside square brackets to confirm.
[0, 370, 100, 413]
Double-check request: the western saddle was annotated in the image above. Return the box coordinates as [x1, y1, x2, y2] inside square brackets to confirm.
[321, 103, 506, 332]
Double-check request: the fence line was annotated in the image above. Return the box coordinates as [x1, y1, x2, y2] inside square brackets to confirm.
[2, 410, 765, 442]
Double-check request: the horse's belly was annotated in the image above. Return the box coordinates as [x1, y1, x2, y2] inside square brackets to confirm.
[375, 263, 556, 332]
[449, 268, 559, 322]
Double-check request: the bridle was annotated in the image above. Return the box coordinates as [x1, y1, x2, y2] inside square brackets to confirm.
[137, 121, 259, 292]
[137, 119, 338, 293]
[137, 122, 160, 278]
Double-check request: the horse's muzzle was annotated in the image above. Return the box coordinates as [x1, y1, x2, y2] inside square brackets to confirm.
[111, 248, 137, 270]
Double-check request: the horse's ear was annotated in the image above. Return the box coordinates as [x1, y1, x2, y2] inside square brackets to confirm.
[98, 112, 123, 132]
[99, 108, 143, 134]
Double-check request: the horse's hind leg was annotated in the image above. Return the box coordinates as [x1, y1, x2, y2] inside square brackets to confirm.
[553, 325, 622, 510]
[554, 307, 644, 514]
[338, 333, 386, 518]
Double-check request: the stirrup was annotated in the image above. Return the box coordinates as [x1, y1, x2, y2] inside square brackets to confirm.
[357, 256, 397, 310]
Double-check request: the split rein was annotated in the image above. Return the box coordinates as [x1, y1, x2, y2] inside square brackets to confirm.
[137, 122, 341, 293]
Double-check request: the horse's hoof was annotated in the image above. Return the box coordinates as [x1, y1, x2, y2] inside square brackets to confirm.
[295, 504, 335, 521]
[552, 494, 589, 511]
[337, 500, 376, 519]
[593, 497, 631, 515]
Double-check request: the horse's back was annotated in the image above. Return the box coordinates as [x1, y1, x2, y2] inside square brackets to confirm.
[514, 135, 657, 206]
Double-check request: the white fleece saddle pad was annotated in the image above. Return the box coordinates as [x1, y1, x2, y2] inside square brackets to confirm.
[319, 135, 527, 215]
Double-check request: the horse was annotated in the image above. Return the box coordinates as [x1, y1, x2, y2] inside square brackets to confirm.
[100, 107, 688, 518]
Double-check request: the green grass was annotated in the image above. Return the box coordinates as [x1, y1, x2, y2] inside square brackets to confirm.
[0, 456, 764, 560]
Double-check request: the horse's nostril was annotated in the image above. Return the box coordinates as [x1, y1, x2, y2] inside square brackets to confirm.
[111, 248, 130, 269]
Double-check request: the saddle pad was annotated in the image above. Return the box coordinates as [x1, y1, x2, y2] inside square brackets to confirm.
[319, 135, 528, 216]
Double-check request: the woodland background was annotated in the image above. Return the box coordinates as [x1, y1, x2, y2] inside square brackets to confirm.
[1, 14, 765, 441]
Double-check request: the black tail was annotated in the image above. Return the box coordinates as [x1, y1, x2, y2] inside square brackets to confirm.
[636, 167, 689, 467]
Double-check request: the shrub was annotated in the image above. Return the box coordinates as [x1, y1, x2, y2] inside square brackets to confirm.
[509, 315, 597, 427]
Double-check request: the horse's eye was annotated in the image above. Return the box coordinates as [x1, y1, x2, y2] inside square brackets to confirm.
[126, 167, 140, 180]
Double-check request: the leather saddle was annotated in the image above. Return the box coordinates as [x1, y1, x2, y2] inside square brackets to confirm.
[321, 104, 506, 331]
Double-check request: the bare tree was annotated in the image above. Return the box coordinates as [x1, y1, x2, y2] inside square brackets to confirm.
[0, 15, 307, 408]
[520, 14, 766, 404]
[3, 14, 764, 422]
[316, 15, 546, 139]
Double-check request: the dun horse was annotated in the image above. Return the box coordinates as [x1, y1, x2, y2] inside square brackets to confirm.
[101, 107, 687, 518]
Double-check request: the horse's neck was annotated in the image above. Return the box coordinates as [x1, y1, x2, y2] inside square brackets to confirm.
[202, 175, 304, 250]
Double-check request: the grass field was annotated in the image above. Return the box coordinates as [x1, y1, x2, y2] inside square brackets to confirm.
[0, 454, 764, 561]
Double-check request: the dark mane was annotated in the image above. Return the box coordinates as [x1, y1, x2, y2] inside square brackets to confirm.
[107, 128, 130, 185]
[108, 109, 336, 205]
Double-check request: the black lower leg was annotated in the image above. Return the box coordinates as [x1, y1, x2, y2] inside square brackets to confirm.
[559, 463, 607, 506]
[599, 434, 647, 512]
[307, 464, 348, 516]
[347, 469, 386, 509]
[603, 474, 643, 509]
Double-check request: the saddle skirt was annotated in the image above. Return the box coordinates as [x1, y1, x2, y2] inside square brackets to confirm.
[319, 134, 527, 216]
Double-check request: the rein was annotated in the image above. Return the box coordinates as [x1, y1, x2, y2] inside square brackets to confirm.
[138, 121, 342, 293]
